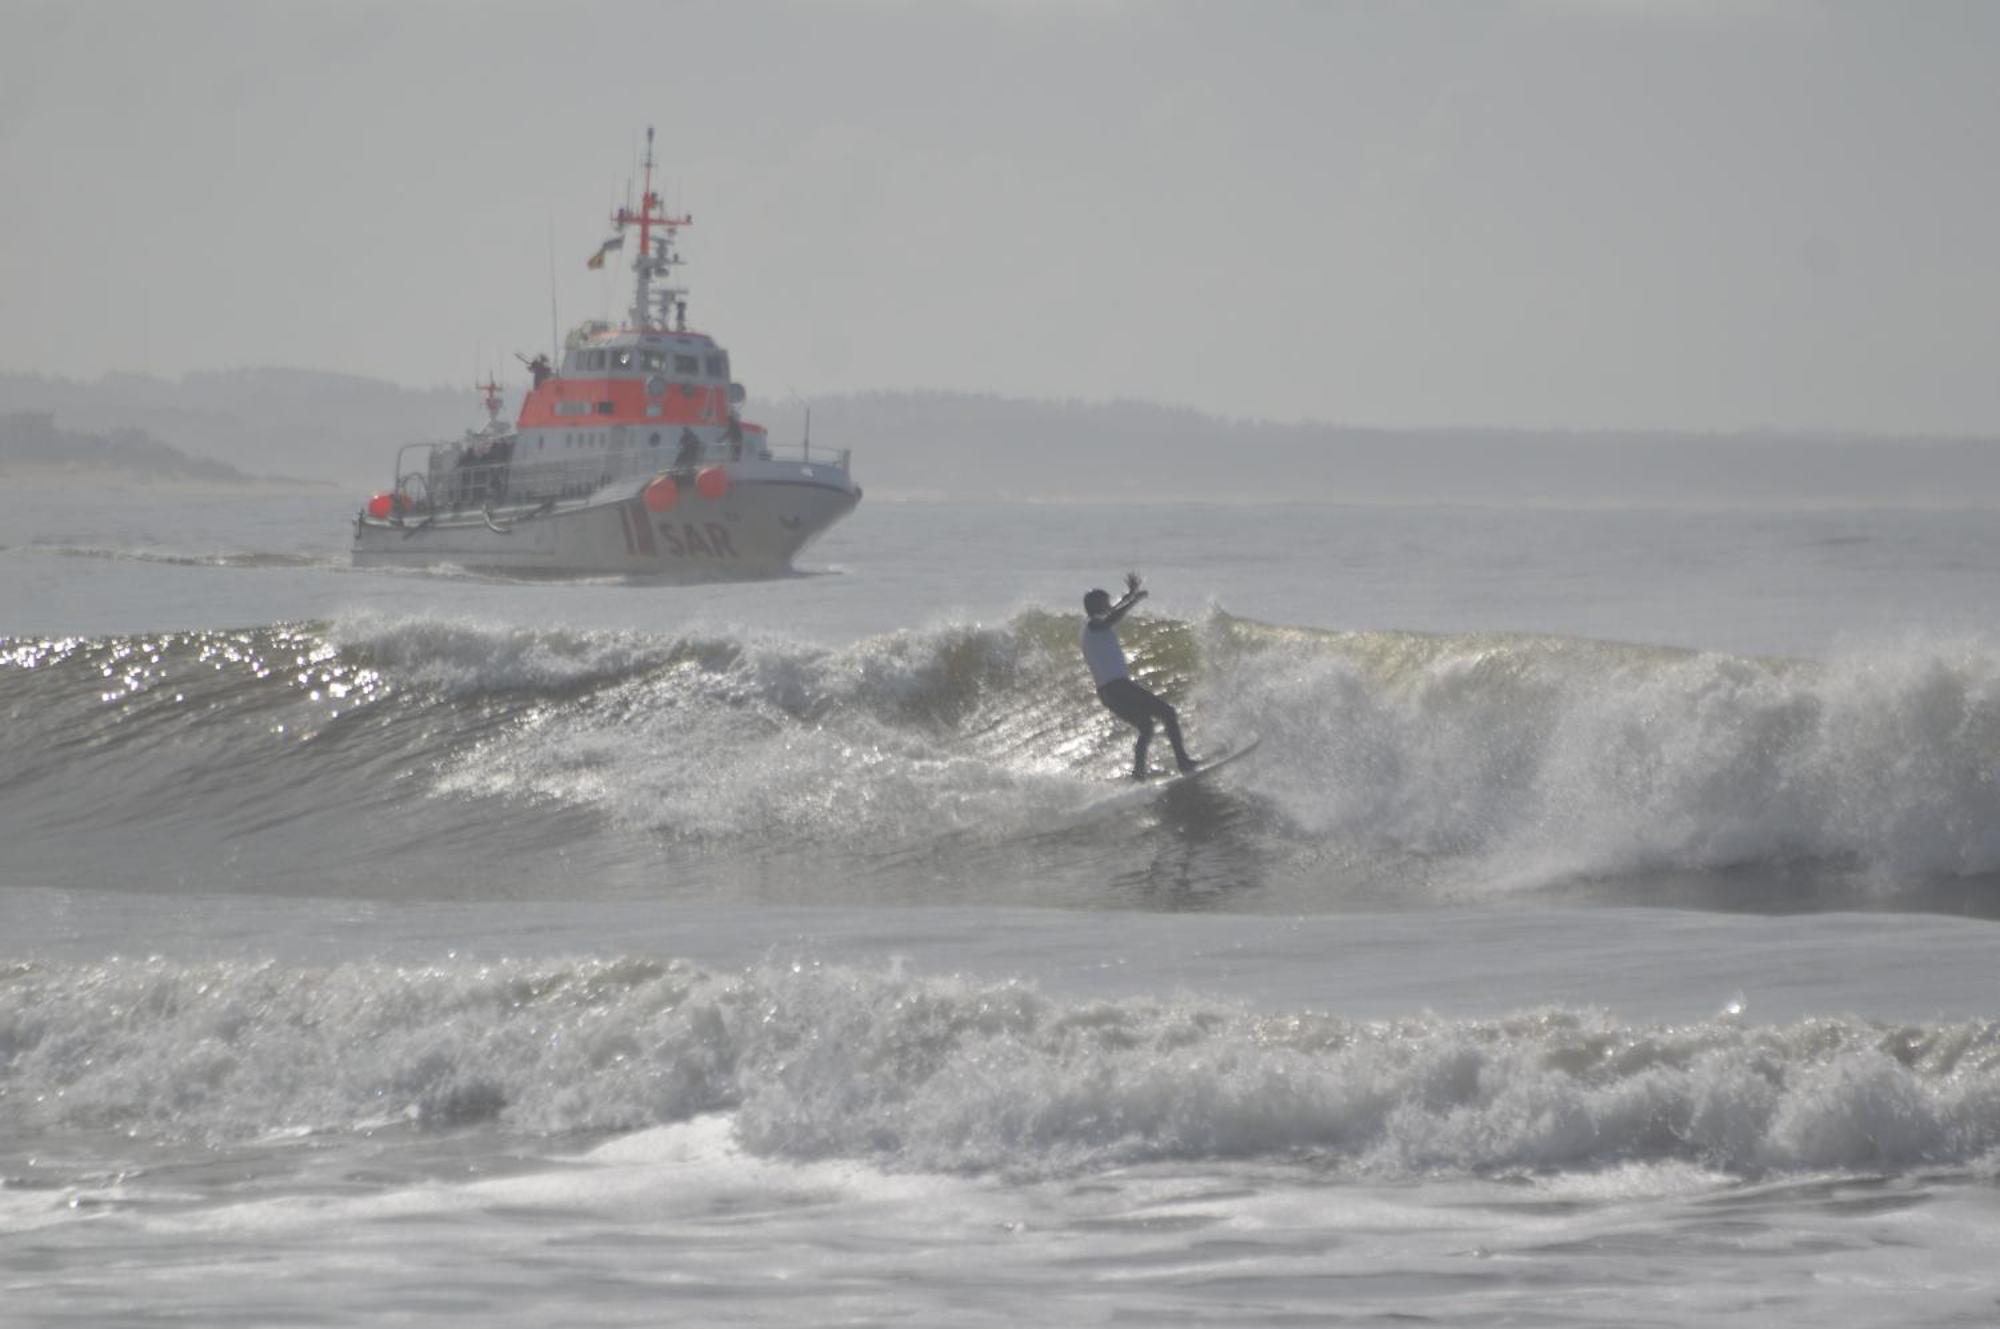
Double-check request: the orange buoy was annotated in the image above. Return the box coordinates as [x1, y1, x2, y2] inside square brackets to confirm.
[695, 466, 730, 500]
[643, 475, 679, 512]
[367, 493, 393, 519]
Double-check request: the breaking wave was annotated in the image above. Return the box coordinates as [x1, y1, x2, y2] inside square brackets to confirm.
[2, 609, 1997, 904]
[4, 953, 1998, 1180]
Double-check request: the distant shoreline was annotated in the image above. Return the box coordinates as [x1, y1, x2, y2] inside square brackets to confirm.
[0, 466, 332, 493]
[0, 409, 322, 489]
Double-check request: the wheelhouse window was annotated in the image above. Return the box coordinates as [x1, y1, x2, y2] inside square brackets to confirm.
[674, 354, 699, 375]
[612, 348, 636, 371]
[705, 354, 727, 379]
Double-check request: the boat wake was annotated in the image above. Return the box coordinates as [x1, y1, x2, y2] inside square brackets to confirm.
[35, 543, 340, 572]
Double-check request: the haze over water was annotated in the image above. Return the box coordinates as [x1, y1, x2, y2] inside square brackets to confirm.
[5, 1, 1998, 435]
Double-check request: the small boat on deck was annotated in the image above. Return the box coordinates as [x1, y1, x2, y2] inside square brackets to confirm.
[353, 128, 860, 578]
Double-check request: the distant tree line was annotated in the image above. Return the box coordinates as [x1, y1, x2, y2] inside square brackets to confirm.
[0, 410, 257, 484]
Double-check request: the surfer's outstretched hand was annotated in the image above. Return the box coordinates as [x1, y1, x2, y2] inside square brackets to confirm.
[1124, 571, 1145, 598]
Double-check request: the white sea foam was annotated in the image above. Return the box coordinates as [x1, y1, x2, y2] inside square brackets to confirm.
[5, 953, 1997, 1179]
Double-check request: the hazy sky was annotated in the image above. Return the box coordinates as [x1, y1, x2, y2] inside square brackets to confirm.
[3, 0, 1996, 433]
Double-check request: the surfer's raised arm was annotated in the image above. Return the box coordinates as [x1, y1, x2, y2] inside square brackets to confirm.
[1089, 571, 1148, 629]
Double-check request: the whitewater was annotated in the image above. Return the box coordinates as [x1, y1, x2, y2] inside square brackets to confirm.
[5, 488, 2000, 1325]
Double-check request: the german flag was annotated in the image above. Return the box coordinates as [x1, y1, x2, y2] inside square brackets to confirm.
[586, 235, 624, 270]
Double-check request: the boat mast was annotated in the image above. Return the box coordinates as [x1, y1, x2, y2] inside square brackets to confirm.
[614, 126, 693, 332]
[477, 376, 504, 429]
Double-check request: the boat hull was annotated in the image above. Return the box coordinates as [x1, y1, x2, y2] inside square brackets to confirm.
[353, 472, 859, 578]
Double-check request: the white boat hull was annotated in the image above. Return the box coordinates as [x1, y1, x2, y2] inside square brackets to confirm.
[353, 470, 859, 578]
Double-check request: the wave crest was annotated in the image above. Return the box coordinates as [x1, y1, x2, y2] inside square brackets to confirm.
[6, 611, 1998, 895]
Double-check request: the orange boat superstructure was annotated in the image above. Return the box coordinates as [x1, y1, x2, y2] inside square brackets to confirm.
[354, 128, 860, 577]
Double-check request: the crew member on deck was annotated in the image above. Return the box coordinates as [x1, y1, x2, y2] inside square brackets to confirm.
[1080, 572, 1195, 779]
[675, 426, 702, 472]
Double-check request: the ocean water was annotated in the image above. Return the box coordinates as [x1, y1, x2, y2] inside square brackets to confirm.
[4, 485, 2000, 1325]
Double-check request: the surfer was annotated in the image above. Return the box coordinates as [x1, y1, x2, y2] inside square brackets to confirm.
[1081, 572, 1196, 779]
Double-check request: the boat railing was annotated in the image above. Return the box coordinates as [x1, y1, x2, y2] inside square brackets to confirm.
[768, 441, 852, 473]
[387, 437, 849, 514]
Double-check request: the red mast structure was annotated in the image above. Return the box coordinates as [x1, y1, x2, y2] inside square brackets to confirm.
[613, 126, 694, 332]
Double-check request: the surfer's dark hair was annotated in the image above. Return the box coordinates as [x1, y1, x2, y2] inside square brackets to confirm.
[1084, 588, 1111, 614]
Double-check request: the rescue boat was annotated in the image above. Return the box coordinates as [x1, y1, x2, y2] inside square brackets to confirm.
[353, 129, 860, 577]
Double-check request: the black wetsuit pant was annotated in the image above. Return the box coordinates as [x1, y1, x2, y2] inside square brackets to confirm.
[1097, 677, 1192, 777]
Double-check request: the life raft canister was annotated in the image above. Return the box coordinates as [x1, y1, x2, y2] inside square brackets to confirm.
[643, 475, 679, 512]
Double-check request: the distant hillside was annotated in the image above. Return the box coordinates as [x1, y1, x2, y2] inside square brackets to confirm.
[2, 369, 1996, 506]
[751, 391, 2000, 507]
[0, 411, 303, 486]
[0, 369, 483, 490]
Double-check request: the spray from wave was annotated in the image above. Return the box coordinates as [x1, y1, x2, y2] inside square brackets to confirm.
[1203, 621, 2000, 885]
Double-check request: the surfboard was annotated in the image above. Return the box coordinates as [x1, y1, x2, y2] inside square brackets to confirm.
[1157, 733, 1261, 785]
[1093, 734, 1262, 792]
[1052, 734, 1263, 830]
